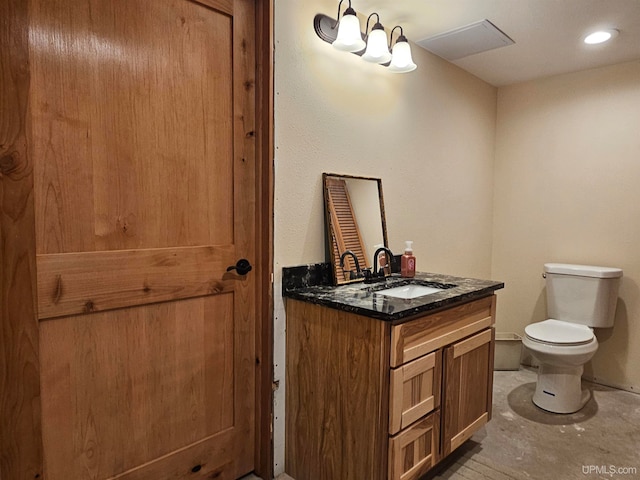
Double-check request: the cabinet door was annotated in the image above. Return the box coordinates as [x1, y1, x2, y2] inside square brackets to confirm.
[388, 412, 439, 480]
[442, 328, 494, 457]
[389, 351, 441, 435]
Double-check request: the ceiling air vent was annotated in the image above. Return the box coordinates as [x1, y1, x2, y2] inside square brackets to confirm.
[417, 19, 514, 61]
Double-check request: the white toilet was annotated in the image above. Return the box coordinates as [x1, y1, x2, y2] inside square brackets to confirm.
[522, 263, 622, 413]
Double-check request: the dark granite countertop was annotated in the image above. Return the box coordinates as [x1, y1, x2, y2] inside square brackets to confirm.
[282, 264, 504, 324]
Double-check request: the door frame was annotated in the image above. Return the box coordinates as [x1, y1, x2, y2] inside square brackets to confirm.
[0, 0, 274, 478]
[255, 0, 275, 478]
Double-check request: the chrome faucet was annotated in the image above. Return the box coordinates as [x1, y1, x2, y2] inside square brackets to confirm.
[339, 250, 361, 279]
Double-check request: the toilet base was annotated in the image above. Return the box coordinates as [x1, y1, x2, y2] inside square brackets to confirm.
[532, 364, 591, 414]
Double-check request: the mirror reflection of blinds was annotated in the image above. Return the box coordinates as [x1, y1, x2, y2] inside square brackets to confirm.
[326, 178, 369, 280]
[330, 226, 347, 281]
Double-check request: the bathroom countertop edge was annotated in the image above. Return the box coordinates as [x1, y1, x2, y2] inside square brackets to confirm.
[282, 267, 504, 324]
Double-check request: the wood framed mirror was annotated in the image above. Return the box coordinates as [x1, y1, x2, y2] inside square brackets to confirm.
[323, 173, 388, 285]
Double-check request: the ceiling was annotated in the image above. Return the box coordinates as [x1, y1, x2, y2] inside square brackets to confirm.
[355, 0, 640, 86]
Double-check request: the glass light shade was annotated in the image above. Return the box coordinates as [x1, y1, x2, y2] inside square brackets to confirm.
[388, 40, 417, 73]
[362, 28, 392, 64]
[332, 12, 366, 52]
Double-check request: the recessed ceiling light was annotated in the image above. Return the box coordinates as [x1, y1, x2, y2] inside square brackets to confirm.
[584, 29, 619, 45]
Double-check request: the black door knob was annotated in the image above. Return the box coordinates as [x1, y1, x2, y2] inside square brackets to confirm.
[227, 258, 253, 276]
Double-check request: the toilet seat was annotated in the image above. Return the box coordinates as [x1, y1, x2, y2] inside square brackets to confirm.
[525, 319, 594, 346]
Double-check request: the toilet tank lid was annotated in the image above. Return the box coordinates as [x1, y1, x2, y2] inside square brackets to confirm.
[544, 263, 623, 278]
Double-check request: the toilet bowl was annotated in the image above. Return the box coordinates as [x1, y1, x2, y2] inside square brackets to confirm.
[524, 263, 622, 414]
[523, 319, 598, 413]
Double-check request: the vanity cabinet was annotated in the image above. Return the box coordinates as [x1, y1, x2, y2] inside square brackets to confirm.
[285, 294, 496, 480]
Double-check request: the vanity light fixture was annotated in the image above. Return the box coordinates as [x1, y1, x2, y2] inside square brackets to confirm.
[361, 13, 392, 64]
[583, 29, 619, 45]
[313, 2, 416, 73]
[331, 0, 366, 52]
[388, 26, 417, 73]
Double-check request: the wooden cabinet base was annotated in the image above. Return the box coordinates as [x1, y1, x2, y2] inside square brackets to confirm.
[285, 295, 497, 480]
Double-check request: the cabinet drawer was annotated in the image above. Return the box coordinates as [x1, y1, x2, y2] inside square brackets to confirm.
[389, 351, 441, 435]
[388, 412, 439, 480]
[390, 295, 495, 367]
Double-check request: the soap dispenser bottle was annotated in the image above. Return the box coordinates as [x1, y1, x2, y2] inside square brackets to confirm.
[401, 241, 416, 278]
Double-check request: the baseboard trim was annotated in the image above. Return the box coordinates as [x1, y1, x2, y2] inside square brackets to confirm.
[581, 375, 639, 395]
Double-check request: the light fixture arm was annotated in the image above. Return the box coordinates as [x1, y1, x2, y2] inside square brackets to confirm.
[389, 25, 405, 48]
[365, 12, 381, 36]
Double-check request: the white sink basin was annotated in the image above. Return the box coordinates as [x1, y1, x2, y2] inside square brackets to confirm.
[375, 284, 443, 299]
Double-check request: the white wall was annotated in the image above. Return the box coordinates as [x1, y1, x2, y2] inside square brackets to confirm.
[492, 60, 640, 391]
[273, 0, 497, 474]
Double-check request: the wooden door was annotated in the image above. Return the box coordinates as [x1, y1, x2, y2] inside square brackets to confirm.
[441, 328, 495, 457]
[27, 0, 257, 478]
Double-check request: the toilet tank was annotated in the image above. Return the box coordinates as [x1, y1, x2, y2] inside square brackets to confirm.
[545, 263, 622, 328]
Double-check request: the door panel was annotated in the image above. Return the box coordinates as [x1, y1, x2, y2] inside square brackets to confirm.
[39, 295, 234, 478]
[29, 0, 256, 478]
[31, 0, 235, 254]
[36, 245, 236, 319]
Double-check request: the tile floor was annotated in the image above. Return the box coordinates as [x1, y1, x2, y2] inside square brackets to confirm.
[243, 368, 640, 480]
